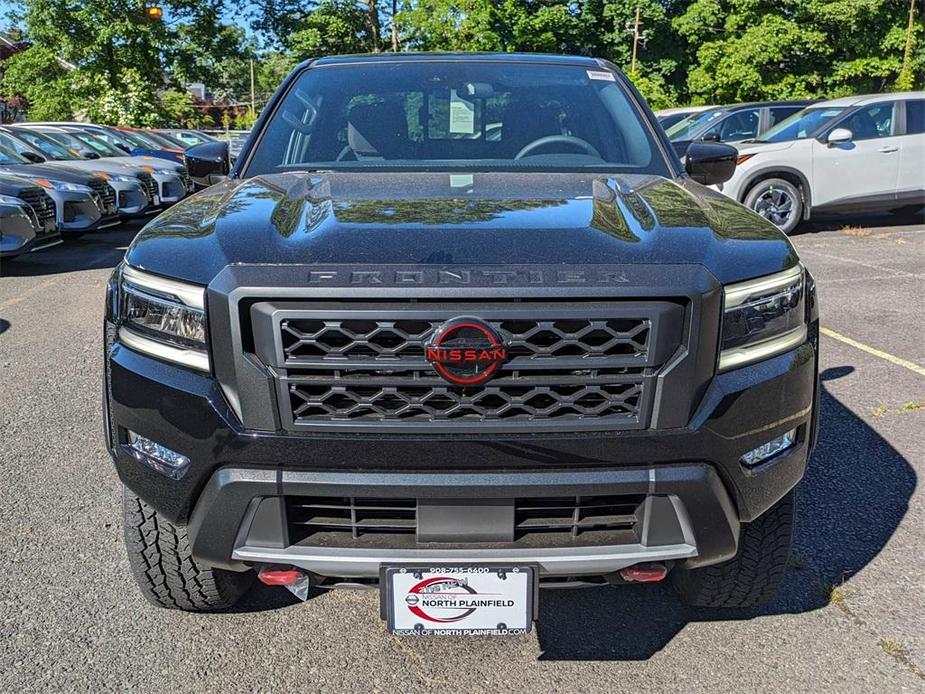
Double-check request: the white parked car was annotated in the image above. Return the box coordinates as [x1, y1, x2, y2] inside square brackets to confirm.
[714, 92, 925, 234]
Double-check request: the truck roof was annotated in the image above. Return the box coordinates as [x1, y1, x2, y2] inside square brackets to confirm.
[311, 52, 605, 68]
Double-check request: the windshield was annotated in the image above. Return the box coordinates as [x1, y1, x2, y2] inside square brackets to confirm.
[665, 108, 726, 140]
[88, 128, 135, 151]
[115, 130, 155, 148]
[168, 130, 213, 146]
[143, 131, 183, 148]
[0, 131, 52, 160]
[757, 106, 846, 142]
[245, 62, 669, 176]
[69, 131, 126, 156]
[12, 129, 81, 160]
[0, 143, 29, 165]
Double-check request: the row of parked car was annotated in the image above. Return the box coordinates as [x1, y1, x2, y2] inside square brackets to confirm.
[0, 124, 218, 261]
[656, 91, 925, 233]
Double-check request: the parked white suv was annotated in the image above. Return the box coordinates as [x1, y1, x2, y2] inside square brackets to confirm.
[714, 92, 925, 234]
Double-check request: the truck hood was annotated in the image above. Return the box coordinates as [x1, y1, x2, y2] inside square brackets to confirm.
[126, 171, 798, 286]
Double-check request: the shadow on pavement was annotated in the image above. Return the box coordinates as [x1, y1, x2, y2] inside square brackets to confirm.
[1, 225, 141, 278]
[796, 208, 925, 235]
[532, 366, 915, 660]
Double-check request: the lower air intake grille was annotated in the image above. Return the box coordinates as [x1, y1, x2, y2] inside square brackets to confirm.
[284, 495, 646, 548]
[286, 497, 417, 542]
[514, 495, 643, 538]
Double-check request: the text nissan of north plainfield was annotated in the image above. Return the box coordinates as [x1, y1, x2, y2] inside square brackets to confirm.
[104, 53, 819, 634]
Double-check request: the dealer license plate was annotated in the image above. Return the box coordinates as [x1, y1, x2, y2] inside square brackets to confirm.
[383, 566, 535, 636]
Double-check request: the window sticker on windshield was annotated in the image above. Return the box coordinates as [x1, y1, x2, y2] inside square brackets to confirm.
[449, 90, 476, 134]
[587, 70, 616, 82]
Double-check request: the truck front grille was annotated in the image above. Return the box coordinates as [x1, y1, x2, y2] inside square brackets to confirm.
[253, 301, 681, 432]
[285, 494, 645, 548]
[287, 367, 644, 423]
[282, 317, 649, 360]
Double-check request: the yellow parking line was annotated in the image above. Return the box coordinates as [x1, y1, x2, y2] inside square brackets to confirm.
[821, 327, 925, 377]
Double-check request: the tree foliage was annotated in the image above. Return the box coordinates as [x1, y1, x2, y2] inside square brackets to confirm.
[1, 0, 921, 127]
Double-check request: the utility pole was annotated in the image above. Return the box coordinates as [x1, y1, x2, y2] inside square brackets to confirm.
[898, 0, 918, 90]
[249, 58, 256, 115]
[630, 6, 641, 75]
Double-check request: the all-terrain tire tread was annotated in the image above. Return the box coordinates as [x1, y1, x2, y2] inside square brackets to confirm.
[122, 488, 253, 611]
[673, 491, 795, 608]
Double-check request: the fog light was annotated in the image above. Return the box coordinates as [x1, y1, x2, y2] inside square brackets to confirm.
[127, 431, 190, 480]
[741, 429, 796, 467]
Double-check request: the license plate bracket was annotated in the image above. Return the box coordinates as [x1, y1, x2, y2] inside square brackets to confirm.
[382, 565, 537, 636]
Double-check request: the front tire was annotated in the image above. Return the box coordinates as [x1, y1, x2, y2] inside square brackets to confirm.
[122, 487, 254, 611]
[673, 490, 795, 608]
[743, 178, 804, 235]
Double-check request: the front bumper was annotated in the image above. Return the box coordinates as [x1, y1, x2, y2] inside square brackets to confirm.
[105, 329, 817, 576]
[112, 182, 152, 218]
[52, 190, 119, 232]
[0, 206, 37, 257]
[151, 172, 188, 205]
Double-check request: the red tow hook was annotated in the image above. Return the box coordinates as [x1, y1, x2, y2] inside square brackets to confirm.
[258, 566, 304, 586]
[620, 562, 668, 583]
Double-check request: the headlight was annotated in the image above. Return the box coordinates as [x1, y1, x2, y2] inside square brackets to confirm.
[15, 176, 89, 192]
[718, 265, 806, 371]
[0, 194, 26, 205]
[56, 181, 92, 192]
[106, 174, 137, 183]
[118, 265, 209, 371]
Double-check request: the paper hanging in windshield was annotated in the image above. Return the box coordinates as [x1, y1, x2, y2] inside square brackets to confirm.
[449, 90, 476, 135]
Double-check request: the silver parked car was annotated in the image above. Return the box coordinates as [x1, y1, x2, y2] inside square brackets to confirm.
[17, 125, 193, 206]
[0, 133, 119, 235]
[7, 127, 159, 217]
[0, 173, 62, 257]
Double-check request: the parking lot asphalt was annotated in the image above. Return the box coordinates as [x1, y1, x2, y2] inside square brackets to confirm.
[1, 212, 923, 692]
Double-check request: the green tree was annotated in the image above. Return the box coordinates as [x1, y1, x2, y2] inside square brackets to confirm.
[287, 0, 375, 58]
[0, 46, 77, 120]
[2, 0, 257, 125]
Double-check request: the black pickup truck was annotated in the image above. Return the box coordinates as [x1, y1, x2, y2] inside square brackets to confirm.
[104, 54, 818, 633]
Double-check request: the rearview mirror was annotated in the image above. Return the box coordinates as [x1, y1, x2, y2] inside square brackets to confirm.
[185, 141, 230, 188]
[826, 128, 853, 146]
[685, 142, 738, 185]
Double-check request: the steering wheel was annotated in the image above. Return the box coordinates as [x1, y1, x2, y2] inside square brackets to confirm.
[514, 135, 602, 160]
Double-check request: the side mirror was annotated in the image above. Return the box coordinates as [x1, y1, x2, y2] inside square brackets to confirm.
[685, 142, 738, 185]
[185, 141, 230, 187]
[826, 128, 853, 146]
[115, 143, 132, 154]
[701, 131, 721, 143]
[83, 150, 101, 159]
[21, 151, 46, 163]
